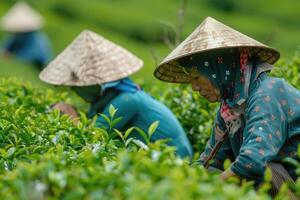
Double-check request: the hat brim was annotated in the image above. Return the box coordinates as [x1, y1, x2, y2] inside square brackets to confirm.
[154, 46, 280, 83]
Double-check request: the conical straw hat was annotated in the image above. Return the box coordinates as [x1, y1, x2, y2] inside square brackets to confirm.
[1, 1, 43, 32]
[39, 30, 143, 86]
[154, 16, 280, 83]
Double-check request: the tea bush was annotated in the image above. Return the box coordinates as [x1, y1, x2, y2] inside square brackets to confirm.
[0, 78, 277, 199]
[153, 84, 217, 153]
[271, 50, 300, 88]
[0, 51, 299, 199]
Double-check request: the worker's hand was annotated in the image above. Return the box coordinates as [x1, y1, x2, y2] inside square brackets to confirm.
[51, 102, 79, 121]
[219, 168, 237, 181]
[0, 50, 12, 59]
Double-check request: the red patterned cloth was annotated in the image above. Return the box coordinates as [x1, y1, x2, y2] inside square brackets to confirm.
[220, 102, 239, 123]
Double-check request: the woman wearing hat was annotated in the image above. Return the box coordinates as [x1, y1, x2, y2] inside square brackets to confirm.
[39, 30, 193, 158]
[1, 1, 53, 69]
[155, 17, 299, 193]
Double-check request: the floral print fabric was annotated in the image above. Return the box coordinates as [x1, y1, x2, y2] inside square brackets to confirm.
[200, 73, 300, 181]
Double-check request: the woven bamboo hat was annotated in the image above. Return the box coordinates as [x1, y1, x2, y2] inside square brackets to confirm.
[154, 16, 280, 83]
[1, 1, 43, 32]
[39, 30, 143, 86]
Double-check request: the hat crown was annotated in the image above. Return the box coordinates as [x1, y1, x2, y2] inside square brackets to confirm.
[164, 16, 270, 63]
[39, 30, 143, 86]
[1, 1, 43, 32]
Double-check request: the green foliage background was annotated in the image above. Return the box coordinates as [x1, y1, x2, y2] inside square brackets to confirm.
[0, 0, 299, 85]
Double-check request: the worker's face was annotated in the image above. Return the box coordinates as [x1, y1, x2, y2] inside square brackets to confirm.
[71, 85, 101, 102]
[189, 68, 221, 103]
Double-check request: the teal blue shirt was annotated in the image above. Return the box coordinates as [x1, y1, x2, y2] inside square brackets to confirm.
[96, 90, 193, 158]
[200, 74, 300, 181]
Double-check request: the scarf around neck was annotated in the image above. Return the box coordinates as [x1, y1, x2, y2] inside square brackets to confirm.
[71, 78, 140, 118]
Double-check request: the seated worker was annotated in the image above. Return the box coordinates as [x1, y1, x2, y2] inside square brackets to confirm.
[1, 1, 53, 69]
[154, 16, 299, 196]
[39, 30, 193, 158]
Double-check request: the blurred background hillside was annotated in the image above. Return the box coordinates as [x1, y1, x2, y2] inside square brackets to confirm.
[0, 0, 299, 87]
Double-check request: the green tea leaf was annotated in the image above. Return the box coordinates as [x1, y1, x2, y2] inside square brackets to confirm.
[132, 139, 149, 150]
[108, 104, 117, 118]
[79, 112, 88, 125]
[223, 159, 231, 170]
[111, 117, 123, 128]
[148, 121, 159, 140]
[124, 127, 134, 139]
[264, 167, 272, 182]
[113, 129, 125, 143]
[14, 105, 24, 118]
[100, 114, 111, 125]
[133, 127, 149, 144]
[0, 149, 8, 158]
[7, 147, 16, 157]
[283, 157, 300, 167]
[125, 137, 134, 147]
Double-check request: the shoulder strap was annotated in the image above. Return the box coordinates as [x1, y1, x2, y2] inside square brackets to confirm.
[203, 129, 229, 168]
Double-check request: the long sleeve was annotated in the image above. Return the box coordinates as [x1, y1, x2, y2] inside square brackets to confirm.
[231, 90, 287, 181]
[96, 92, 138, 130]
[199, 110, 234, 170]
